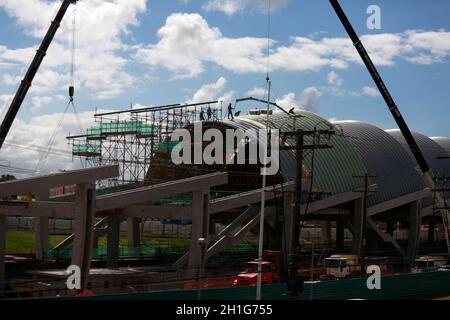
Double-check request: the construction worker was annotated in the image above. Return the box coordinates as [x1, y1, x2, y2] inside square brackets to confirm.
[200, 109, 206, 121]
[227, 103, 235, 120]
[207, 106, 212, 120]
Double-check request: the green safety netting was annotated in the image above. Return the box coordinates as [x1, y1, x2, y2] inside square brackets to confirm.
[72, 144, 101, 155]
[45, 244, 189, 260]
[87, 121, 156, 138]
[155, 141, 180, 152]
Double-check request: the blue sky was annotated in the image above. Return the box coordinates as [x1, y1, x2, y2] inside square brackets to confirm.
[0, 0, 450, 174]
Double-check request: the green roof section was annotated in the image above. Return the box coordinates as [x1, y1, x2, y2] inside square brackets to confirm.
[241, 110, 368, 196]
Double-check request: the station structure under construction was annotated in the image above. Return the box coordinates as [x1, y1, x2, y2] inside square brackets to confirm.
[0, 99, 449, 298]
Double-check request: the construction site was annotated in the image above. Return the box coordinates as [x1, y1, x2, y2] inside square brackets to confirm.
[1, 0, 450, 301]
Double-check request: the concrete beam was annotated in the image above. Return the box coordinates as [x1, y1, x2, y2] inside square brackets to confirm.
[120, 205, 191, 220]
[368, 189, 430, 217]
[0, 165, 119, 198]
[0, 201, 76, 218]
[367, 217, 405, 257]
[0, 215, 5, 291]
[107, 214, 121, 268]
[96, 173, 227, 211]
[210, 181, 294, 214]
[305, 191, 363, 214]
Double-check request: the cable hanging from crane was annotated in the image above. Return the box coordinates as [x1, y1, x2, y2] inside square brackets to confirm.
[34, 6, 84, 174]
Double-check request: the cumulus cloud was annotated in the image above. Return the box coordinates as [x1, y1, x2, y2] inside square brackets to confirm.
[0, 0, 147, 100]
[276, 86, 322, 112]
[350, 86, 381, 98]
[188, 77, 235, 106]
[327, 71, 343, 87]
[134, 13, 270, 78]
[0, 111, 92, 176]
[246, 86, 267, 98]
[202, 0, 288, 16]
[135, 13, 450, 79]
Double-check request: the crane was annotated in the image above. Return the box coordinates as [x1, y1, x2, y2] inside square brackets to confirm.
[0, 0, 78, 150]
[329, 0, 450, 255]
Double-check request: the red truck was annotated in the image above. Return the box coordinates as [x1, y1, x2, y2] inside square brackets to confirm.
[233, 250, 283, 286]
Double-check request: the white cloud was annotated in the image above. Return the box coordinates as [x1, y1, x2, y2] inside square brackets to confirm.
[361, 86, 380, 97]
[276, 86, 322, 112]
[31, 95, 53, 112]
[0, 0, 147, 100]
[190, 77, 228, 103]
[134, 13, 270, 78]
[202, 0, 288, 16]
[327, 71, 343, 87]
[135, 14, 450, 78]
[350, 86, 381, 98]
[246, 86, 267, 98]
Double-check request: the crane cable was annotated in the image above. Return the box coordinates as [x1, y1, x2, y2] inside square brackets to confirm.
[69, 6, 84, 135]
[34, 7, 84, 174]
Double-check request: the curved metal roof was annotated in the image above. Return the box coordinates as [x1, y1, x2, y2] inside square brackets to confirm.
[333, 121, 425, 206]
[431, 137, 450, 157]
[386, 130, 450, 177]
[234, 111, 368, 196]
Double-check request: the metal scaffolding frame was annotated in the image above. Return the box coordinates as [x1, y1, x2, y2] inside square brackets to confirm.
[67, 101, 223, 187]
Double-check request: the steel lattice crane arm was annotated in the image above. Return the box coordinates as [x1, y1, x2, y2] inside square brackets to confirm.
[0, 0, 78, 150]
[329, 0, 450, 255]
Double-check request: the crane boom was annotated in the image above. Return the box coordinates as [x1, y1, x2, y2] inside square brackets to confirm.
[0, 0, 77, 150]
[329, 0, 450, 255]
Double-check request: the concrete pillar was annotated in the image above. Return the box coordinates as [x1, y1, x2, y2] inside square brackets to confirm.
[126, 218, 141, 247]
[428, 220, 435, 243]
[71, 183, 96, 289]
[107, 215, 121, 268]
[320, 221, 331, 243]
[35, 191, 49, 261]
[34, 217, 49, 261]
[386, 221, 394, 236]
[351, 199, 364, 256]
[187, 189, 210, 273]
[407, 201, 420, 261]
[336, 219, 345, 250]
[0, 216, 6, 291]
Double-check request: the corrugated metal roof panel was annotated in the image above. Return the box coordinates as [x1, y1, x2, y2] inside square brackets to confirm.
[334, 121, 425, 206]
[236, 111, 368, 196]
[387, 130, 450, 177]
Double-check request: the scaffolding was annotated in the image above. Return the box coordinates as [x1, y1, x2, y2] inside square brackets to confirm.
[67, 101, 223, 187]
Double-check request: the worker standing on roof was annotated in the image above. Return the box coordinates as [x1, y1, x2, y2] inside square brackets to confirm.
[207, 106, 212, 120]
[200, 109, 206, 121]
[227, 103, 235, 120]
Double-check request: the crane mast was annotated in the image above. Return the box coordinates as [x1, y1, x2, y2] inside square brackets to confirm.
[0, 0, 77, 150]
[329, 0, 450, 255]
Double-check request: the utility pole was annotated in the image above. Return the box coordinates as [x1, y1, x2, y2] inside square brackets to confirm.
[282, 128, 334, 299]
[352, 173, 377, 241]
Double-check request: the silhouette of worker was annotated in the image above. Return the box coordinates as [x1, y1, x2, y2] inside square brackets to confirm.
[227, 103, 235, 120]
[207, 106, 212, 120]
[200, 109, 206, 121]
